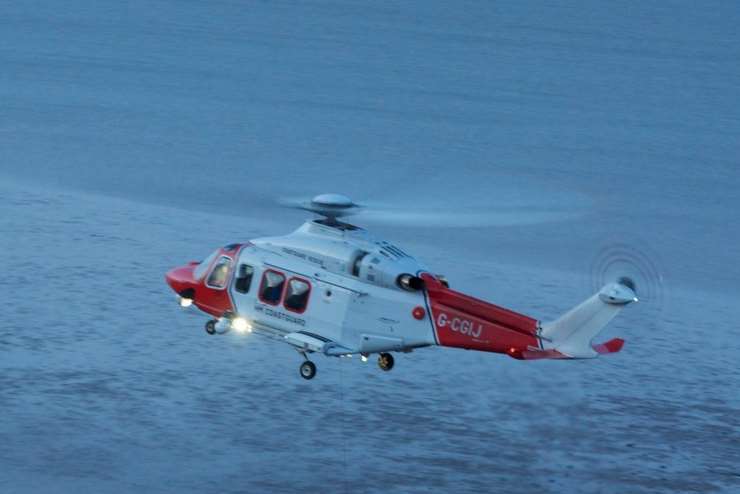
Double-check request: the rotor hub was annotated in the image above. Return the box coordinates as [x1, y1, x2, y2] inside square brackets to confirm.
[311, 193, 355, 209]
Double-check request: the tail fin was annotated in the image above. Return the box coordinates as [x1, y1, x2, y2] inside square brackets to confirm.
[537, 280, 637, 359]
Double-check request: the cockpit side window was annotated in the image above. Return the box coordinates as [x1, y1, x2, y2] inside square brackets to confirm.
[193, 250, 220, 280]
[234, 264, 254, 294]
[206, 257, 233, 289]
[284, 278, 311, 313]
[259, 270, 285, 305]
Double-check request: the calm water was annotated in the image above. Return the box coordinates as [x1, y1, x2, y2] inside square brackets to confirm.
[1, 1, 739, 492]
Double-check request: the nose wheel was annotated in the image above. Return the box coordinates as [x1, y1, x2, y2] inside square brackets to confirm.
[205, 320, 216, 335]
[299, 360, 317, 380]
[378, 352, 394, 371]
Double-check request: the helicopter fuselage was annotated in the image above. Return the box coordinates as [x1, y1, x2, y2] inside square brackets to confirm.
[167, 220, 439, 354]
[166, 216, 635, 379]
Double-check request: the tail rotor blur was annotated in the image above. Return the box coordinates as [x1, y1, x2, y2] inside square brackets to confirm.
[586, 241, 665, 324]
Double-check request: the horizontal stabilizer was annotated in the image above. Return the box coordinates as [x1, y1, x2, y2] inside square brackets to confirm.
[510, 337, 625, 361]
[592, 338, 625, 355]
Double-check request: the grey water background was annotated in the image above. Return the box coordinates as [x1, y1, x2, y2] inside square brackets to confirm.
[1, 1, 739, 493]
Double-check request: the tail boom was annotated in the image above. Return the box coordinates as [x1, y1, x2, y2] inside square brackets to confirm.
[421, 274, 636, 360]
[421, 273, 542, 354]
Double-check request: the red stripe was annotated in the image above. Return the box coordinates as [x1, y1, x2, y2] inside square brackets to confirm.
[421, 273, 541, 354]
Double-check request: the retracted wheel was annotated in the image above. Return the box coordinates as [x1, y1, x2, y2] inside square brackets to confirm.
[205, 320, 216, 335]
[378, 352, 395, 371]
[299, 361, 317, 380]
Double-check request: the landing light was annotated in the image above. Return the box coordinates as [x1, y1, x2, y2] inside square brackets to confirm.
[179, 297, 193, 308]
[231, 317, 252, 333]
[361, 355, 368, 363]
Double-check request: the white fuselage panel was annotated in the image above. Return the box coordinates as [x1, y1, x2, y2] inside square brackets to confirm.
[229, 221, 437, 353]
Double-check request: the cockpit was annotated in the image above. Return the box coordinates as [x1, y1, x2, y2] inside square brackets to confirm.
[206, 257, 232, 288]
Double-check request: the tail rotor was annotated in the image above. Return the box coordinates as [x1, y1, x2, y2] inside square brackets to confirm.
[586, 241, 665, 325]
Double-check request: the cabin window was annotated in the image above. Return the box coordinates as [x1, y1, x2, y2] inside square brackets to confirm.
[234, 264, 254, 294]
[284, 278, 311, 313]
[206, 257, 233, 289]
[259, 270, 285, 305]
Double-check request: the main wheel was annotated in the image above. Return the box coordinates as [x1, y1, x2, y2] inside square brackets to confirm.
[205, 320, 216, 335]
[378, 352, 395, 371]
[299, 361, 317, 380]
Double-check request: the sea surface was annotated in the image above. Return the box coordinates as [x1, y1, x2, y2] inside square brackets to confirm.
[1, 1, 739, 493]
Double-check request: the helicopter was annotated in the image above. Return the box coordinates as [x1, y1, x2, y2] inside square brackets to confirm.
[165, 193, 637, 380]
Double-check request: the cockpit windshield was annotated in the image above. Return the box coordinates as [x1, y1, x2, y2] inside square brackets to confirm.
[206, 257, 233, 289]
[193, 250, 220, 280]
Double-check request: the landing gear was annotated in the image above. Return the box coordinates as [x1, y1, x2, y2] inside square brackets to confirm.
[205, 320, 216, 335]
[378, 352, 394, 371]
[299, 360, 317, 380]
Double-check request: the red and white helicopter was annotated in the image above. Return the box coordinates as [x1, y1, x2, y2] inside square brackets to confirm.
[165, 194, 637, 380]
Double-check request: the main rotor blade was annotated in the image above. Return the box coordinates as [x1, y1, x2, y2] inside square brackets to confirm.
[353, 208, 581, 228]
[277, 196, 580, 227]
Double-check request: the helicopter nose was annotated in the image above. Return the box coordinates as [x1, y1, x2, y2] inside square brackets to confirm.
[165, 264, 197, 295]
